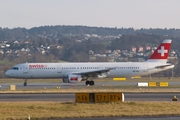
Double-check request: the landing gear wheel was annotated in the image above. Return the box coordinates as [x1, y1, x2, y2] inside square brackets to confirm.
[23, 82, 27, 86]
[24, 79, 27, 86]
[90, 81, 94, 85]
[85, 81, 95, 86]
[85, 81, 90, 86]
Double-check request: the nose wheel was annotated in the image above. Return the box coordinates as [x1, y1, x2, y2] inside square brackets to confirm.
[24, 79, 27, 86]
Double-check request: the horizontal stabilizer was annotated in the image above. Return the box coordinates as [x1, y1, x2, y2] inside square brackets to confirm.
[155, 64, 174, 69]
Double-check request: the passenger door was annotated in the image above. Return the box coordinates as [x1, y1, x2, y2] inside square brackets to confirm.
[23, 65, 28, 74]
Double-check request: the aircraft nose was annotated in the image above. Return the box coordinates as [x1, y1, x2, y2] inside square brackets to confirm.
[5, 70, 11, 77]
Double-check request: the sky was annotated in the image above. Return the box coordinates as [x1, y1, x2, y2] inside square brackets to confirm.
[0, 0, 180, 29]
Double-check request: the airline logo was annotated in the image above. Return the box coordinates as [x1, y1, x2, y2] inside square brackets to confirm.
[29, 64, 47, 68]
[158, 46, 168, 57]
[149, 39, 171, 59]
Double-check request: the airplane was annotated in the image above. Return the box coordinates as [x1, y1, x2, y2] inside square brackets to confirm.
[5, 39, 174, 86]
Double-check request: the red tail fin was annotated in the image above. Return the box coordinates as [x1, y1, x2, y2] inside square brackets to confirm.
[147, 39, 171, 62]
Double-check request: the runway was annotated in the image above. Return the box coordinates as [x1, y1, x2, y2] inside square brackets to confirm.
[0, 93, 179, 102]
[1, 81, 138, 89]
[0, 81, 179, 102]
[1, 81, 180, 90]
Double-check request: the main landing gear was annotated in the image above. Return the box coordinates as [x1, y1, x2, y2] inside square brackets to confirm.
[85, 80, 95, 86]
[24, 79, 27, 86]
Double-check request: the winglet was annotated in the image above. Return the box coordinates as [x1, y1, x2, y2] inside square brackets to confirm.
[146, 39, 172, 63]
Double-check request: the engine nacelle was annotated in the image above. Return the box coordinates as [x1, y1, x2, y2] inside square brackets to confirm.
[62, 74, 82, 83]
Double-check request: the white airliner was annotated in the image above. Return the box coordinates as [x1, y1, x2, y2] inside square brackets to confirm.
[5, 39, 174, 86]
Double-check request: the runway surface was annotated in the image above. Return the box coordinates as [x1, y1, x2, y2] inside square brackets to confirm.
[1, 81, 180, 90]
[0, 93, 179, 102]
[0, 81, 179, 102]
[1, 81, 139, 89]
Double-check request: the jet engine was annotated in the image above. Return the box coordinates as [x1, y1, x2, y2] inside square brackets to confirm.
[62, 74, 82, 83]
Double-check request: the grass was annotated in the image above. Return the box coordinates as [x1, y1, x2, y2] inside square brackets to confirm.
[0, 78, 180, 119]
[1, 85, 180, 94]
[0, 101, 180, 120]
[0, 59, 15, 65]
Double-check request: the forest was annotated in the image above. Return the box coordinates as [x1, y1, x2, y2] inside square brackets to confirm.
[1, 25, 180, 40]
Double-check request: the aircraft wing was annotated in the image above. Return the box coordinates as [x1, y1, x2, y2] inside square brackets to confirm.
[73, 68, 114, 77]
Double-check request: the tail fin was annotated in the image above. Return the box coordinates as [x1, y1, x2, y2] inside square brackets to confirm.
[146, 39, 172, 63]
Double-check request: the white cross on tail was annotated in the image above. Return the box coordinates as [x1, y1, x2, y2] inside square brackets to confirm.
[158, 46, 168, 56]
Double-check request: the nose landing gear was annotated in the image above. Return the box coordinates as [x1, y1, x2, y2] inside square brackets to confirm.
[24, 79, 27, 86]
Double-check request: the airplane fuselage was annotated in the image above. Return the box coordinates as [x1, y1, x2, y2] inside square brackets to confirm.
[6, 62, 174, 79]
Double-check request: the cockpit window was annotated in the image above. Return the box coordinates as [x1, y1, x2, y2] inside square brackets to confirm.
[11, 67, 19, 70]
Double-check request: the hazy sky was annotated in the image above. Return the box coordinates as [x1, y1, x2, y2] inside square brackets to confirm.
[1, 0, 180, 29]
